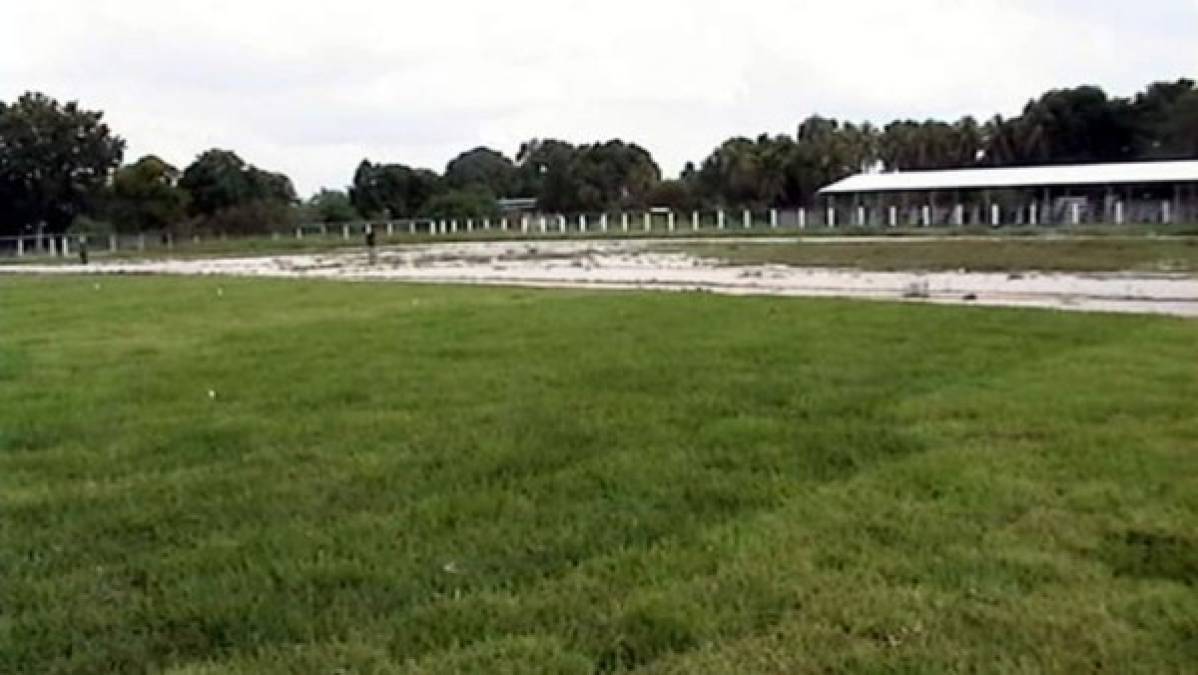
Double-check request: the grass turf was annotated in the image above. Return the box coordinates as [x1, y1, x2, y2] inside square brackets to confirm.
[2, 276, 1196, 673]
[672, 237, 1198, 273]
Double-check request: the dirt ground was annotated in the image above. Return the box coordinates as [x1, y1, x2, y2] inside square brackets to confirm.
[6, 239, 1198, 318]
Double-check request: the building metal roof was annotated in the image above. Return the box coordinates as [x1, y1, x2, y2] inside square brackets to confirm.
[819, 160, 1198, 194]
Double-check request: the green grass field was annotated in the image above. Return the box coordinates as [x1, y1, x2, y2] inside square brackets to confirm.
[673, 237, 1198, 273]
[2, 276, 1196, 674]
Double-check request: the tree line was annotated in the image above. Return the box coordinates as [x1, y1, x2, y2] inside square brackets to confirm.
[1, 79, 1196, 238]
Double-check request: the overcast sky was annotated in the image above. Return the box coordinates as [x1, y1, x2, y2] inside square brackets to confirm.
[2, 1, 1195, 195]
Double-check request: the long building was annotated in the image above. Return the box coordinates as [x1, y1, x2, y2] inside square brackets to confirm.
[818, 160, 1198, 227]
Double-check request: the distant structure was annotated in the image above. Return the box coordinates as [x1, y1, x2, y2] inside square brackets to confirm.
[819, 160, 1198, 226]
[497, 197, 538, 214]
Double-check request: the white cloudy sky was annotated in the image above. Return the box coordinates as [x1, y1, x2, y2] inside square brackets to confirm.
[2, 1, 1195, 195]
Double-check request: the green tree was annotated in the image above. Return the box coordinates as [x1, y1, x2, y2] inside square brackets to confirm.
[107, 156, 189, 233]
[179, 149, 297, 217]
[350, 160, 442, 218]
[419, 185, 499, 219]
[0, 92, 125, 236]
[445, 147, 516, 196]
[307, 189, 360, 223]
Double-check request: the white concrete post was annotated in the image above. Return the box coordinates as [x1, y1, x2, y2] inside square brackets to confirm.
[16, 236, 24, 257]
[888, 206, 898, 227]
[499, 218, 507, 232]
[600, 213, 608, 233]
[521, 217, 529, 233]
[770, 209, 779, 228]
[452, 220, 460, 233]
[409, 222, 416, 235]
[295, 227, 303, 240]
[386, 222, 394, 236]
[827, 207, 836, 228]
[717, 210, 726, 230]
[953, 205, 963, 227]
[49, 236, 58, 257]
[579, 214, 587, 232]
[798, 208, 807, 229]
[466, 219, 473, 232]
[622, 213, 630, 232]
[991, 204, 1000, 227]
[483, 218, 491, 231]
[667, 211, 675, 232]
[321, 224, 328, 236]
[743, 210, 752, 229]
[921, 205, 931, 227]
[644, 212, 651, 232]
[342, 224, 350, 240]
[539, 216, 547, 234]
[109, 233, 117, 251]
[856, 206, 866, 227]
[1071, 203, 1081, 226]
[1162, 200, 1172, 224]
[1114, 202, 1124, 225]
[558, 215, 567, 232]
[1029, 203, 1038, 226]
[138, 233, 146, 251]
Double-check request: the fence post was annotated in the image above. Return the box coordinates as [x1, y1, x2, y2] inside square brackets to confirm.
[991, 204, 1000, 227]
[921, 205, 932, 227]
[1115, 201, 1125, 225]
[138, 233, 146, 251]
[827, 207, 836, 228]
[621, 213, 629, 232]
[743, 210, 751, 229]
[667, 211, 675, 232]
[856, 206, 866, 227]
[888, 206, 897, 227]
[483, 218, 490, 231]
[108, 233, 117, 252]
[717, 210, 726, 230]
[1070, 203, 1080, 226]
[16, 236, 23, 257]
[692, 211, 700, 231]
[798, 208, 807, 229]
[466, 219, 473, 232]
[770, 209, 779, 228]
[600, 213, 608, 233]
[342, 224, 350, 240]
[557, 215, 567, 233]
[953, 204, 963, 227]
[296, 227, 303, 239]
[579, 214, 587, 233]
[644, 212, 651, 232]
[1029, 203, 1038, 226]
[1162, 200, 1172, 224]
[387, 222, 394, 236]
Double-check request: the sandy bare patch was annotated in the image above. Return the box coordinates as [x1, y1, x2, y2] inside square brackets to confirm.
[6, 239, 1197, 318]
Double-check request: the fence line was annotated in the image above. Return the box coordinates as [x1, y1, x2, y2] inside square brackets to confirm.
[0, 201, 1190, 259]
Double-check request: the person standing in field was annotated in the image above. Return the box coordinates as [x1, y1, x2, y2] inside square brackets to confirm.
[365, 224, 377, 265]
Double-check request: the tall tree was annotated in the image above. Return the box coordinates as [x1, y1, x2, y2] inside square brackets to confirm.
[107, 155, 189, 233]
[0, 92, 125, 236]
[445, 147, 516, 196]
[350, 160, 441, 218]
[179, 149, 296, 217]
